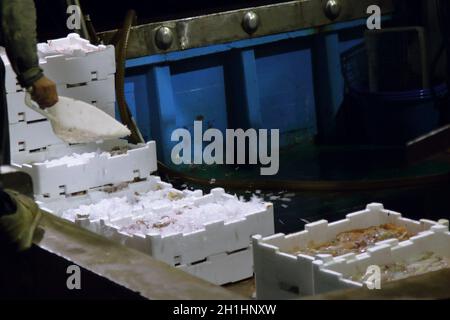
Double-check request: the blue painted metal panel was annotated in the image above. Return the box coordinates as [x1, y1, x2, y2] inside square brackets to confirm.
[236, 49, 263, 130]
[312, 32, 345, 142]
[146, 66, 178, 162]
[124, 74, 152, 141]
[255, 39, 316, 138]
[225, 49, 263, 130]
[122, 17, 386, 163]
[170, 56, 229, 133]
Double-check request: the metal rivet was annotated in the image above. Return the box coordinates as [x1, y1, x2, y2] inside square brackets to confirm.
[155, 26, 173, 50]
[242, 11, 259, 34]
[324, 0, 341, 20]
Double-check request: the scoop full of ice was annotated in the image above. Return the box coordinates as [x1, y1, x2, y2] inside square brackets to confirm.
[46, 96, 131, 144]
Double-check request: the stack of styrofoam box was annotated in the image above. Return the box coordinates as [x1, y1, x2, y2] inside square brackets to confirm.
[313, 223, 450, 295]
[12, 139, 157, 201]
[2, 33, 276, 285]
[40, 178, 275, 285]
[1, 33, 116, 164]
[252, 203, 440, 299]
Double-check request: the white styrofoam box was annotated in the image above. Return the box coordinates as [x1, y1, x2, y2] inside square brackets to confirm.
[40, 180, 274, 284]
[2, 54, 21, 93]
[252, 203, 440, 299]
[252, 234, 316, 299]
[9, 109, 132, 165]
[313, 224, 450, 295]
[41, 178, 203, 236]
[39, 45, 115, 87]
[2, 35, 115, 93]
[16, 141, 157, 199]
[10, 138, 122, 166]
[6, 76, 116, 124]
[92, 188, 274, 267]
[47, 75, 116, 109]
[6, 91, 43, 124]
[9, 120, 64, 157]
[43, 182, 274, 265]
[39, 177, 173, 215]
[178, 247, 254, 285]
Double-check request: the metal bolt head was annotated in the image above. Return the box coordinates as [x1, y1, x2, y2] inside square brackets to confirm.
[324, 0, 341, 20]
[155, 26, 173, 50]
[242, 11, 259, 34]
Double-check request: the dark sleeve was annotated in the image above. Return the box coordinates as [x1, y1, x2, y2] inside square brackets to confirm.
[0, 188, 16, 216]
[0, 0, 43, 88]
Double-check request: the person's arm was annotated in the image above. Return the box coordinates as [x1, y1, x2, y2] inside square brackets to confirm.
[0, 0, 42, 88]
[0, 0, 58, 108]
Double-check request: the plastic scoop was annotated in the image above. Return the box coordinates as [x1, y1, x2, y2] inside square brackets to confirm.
[24, 92, 131, 144]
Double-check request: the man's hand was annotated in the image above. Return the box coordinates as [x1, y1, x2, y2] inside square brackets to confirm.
[31, 76, 58, 109]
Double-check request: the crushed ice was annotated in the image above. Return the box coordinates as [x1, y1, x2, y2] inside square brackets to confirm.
[38, 33, 106, 58]
[36, 150, 113, 167]
[61, 187, 266, 237]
